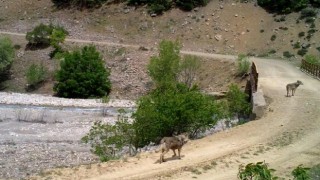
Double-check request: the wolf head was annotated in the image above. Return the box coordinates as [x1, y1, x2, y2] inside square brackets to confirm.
[176, 133, 189, 145]
[297, 80, 303, 85]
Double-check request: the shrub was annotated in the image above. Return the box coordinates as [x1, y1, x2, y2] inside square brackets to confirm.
[51, 0, 107, 9]
[270, 34, 277, 41]
[133, 85, 223, 147]
[283, 51, 295, 58]
[305, 54, 320, 65]
[309, 164, 320, 180]
[292, 165, 310, 180]
[257, 0, 308, 13]
[82, 109, 136, 162]
[238, 161, 278, 180]
[226, 84, 251, 117]
[293, 42, 301, 49]
[236, 54, 251, 77]
[54, 45, 111, 98]
[300, 8, 317, 19]
[25, 64, 47, 91]
[298, 32, 305, 37]
[179, 55, 200, 89]
[0, 37, 14, 85]
[298, 49, 308, 56]
[26, 24, 68, 49]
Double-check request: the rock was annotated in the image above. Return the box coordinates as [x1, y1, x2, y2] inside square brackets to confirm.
[214, 34, 222, 41]
[235, 14, 238, 17]
[220, 5, 224, 9]
[150, 13, 157, 17]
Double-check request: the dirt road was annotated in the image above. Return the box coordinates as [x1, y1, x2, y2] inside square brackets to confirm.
[1, 31, 319, 179]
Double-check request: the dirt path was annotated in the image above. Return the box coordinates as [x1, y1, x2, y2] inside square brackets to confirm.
[2, 31, 319, 179]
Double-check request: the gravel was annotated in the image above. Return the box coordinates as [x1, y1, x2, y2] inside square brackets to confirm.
[0, 92, 135, 179]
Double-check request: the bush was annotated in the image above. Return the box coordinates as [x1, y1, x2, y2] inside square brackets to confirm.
[257, 0, 309, 13]
[26, 23, 68, 49]
[300, 8, 317, 19]
[292, 165, 310, 180]
[54, 45, 111, 98]
[51, 0, 107, 9]
[298, 32, 305, 37]
[25, 64, 47, 90]
[309, 164, 320, 180]
[0, 37, 14, 85]
[133, 85, 223, 147]
[236, 54, 251, 77]
[270, 34, 277, 41]
[305, 54, 320, 65]
[226, 84, 251, 117]
[82, 109, 136, 162]
[238, 161, 278, 180]
[179, 55, 200, 89]
[298, 49, 308, 56]
[283, 51, 295, 58]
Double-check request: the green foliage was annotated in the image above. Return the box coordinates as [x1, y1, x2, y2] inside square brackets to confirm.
[270, 34, 277, 41]
[292, 165, 310, 180]
[54, 45, 111, 98]
[25, 64, 47, 90]
[257, 0, 308, 13]
[51, 0, 108, 9]
[82, 109, 136, 162]
[179, 55, 201, 88]
[283, 51, 295, 58]
[238, 161, 278, 180]
[226, 84, 251, 117]
[26, 23, 68, 49]
[298, 32, 305, 37]
[305, 54, 320, 65]
[300, 8, 317, 19]
[237, 54, 251, 77]
[133, 84, 223, 147]
[309, 164, 320, 180]
[0, 37, 14, 83]
[298, 49, 308, 57]
[148, 40, 180, 88]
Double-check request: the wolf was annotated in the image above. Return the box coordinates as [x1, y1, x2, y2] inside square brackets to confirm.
[286, 80, 303, 97]
[159, 133, 189, 163]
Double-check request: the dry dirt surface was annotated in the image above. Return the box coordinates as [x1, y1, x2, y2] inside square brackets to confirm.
[27, 56, 320, 180]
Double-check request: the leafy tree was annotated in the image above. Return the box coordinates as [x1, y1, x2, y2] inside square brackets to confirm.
[238, 161, 278, 180]
[54, 45, 111, 98]
[82, 109, 136, 162]
[133, 40, 223, 147]
[148, 40, 181, 88]
[25, 64, 48, 91]
[226, 84, 251, 117]
[179, 55, 201, 89]
[0, 37, 14, 87]
[257, 0, 309, 13]
[49, 28, 68, 58]
[292, 165, 310, 180]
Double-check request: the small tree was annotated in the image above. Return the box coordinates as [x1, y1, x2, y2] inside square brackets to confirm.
[148, 40, 181, 88]
[238, 161, 278, 180]
[82, 109, 136, 162]
[0, 37, 14, 86]
[25, 63, 48, 91]
[54, 45, 111, 98]
[226, 84, 251, 118]
[179, 55, 200, 89]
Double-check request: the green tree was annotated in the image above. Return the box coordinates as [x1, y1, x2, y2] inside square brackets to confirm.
[257, 0, 309, 13]
[0, 37, 14, 87]
[238, 161, 278, 180]
[148, 40, 181, 88]
[237, 54, 251, 77]
[226, 84, 251, 117]
[54, 45, 111, 98]
[133, 40, 223, 147]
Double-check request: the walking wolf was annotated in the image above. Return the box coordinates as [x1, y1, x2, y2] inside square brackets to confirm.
[159, 134, 189, 163]
[286, 80, 303, 97]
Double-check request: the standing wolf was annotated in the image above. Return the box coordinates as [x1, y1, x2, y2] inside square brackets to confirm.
[286, 80, 303, 97]
[159, 134, 189, 163]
